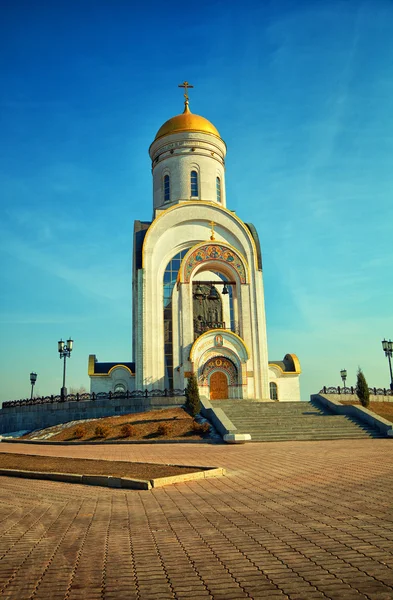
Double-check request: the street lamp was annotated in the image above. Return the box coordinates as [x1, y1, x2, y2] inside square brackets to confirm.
[381, 339, 393, 391]
[340, 369, 347, 389]
[58, 338, 73, 401]
[30, 372, 37, 399]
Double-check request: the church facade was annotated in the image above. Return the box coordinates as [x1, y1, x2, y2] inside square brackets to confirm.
[89, 88, 301, 401]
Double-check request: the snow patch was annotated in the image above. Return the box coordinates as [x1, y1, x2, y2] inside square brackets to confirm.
[28, 419, 91, 440]
[0, 430, 30, 441]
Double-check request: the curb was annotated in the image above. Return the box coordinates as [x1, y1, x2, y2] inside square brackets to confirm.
[1, 438, 221, 446]
[0, 466, 225, 490]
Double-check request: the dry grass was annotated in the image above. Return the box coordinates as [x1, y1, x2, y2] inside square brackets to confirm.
[73, 425, 87, 439]
[23, 408, 211, 442]
[339, 401, 393, 423]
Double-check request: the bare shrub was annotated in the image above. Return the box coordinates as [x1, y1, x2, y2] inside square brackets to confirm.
[120, 423, 136, 438]
[192, 420, 210, 434]
[94, 424, 109, 438]
[157, 423, 172, 436]
[73, 425, 87, 439]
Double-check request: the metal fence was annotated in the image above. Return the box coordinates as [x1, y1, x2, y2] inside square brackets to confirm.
[2, 389, 186, 409]
[320, 386, 392, 396]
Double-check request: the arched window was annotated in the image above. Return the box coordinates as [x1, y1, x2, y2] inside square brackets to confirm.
[114, 383, 126, 393]
[164, 174, 170, 202]
[216, 177, 221, 203]
[163, 247, 191, 389]
[269, 382, 278, 401]
[190, 170, 198, 197]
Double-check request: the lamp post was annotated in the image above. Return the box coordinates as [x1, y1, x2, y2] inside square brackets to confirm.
[381, 339, 393, 391]
[30, 372, 37, 399]
[340, 369, 347, 390]
[58, 338, 73, 401]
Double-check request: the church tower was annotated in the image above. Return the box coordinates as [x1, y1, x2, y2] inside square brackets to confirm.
[135, 83, 272, 400]
[149, 90, 227, 211]
[90, 83, 301, 401]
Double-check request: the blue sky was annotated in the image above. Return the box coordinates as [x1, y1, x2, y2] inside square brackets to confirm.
[1, 0, 392, 402]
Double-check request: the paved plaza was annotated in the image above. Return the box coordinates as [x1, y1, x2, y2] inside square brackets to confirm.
[0, 439, 392, 600]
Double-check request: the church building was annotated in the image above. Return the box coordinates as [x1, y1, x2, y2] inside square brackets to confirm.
[89, 84, 301, 401]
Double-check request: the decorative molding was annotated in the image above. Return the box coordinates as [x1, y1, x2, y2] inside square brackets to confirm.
[200, 356, 238, 386]
[183, 243, 247, 284]
[141, 201, 259, 270]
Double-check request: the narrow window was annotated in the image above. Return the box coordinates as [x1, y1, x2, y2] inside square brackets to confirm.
[164, 174, 170, 202]
[269, 382, 278, 401]
[190, 170, 198, 197]
[216, 177, 221, 202]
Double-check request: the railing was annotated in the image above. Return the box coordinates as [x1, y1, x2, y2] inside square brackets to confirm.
[2, 388, 186, 409]
[199, 321, 226, 331]
[320, 386, 393, 396]
[194, 321, 241, 336]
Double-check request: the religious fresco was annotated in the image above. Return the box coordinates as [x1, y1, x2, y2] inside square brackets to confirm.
[183, 244, 246, 283]
[200, 356, 238, 386]
[214, 334, 223, 347]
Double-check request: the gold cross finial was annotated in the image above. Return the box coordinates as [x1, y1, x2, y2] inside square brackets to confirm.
[209, 221, 216, 241]
[178, 81, 194, 110]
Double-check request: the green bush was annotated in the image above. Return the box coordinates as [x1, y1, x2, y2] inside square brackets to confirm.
[356, 368, 370, 407]
[185, 374, 201, 417]
[94, 424, 109, 438]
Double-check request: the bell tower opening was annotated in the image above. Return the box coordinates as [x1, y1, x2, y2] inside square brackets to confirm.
[193, 283, 223, 339]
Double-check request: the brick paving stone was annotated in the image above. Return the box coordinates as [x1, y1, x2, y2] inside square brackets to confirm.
[0, 439, 392, 600]
[289, 594, 326, 600]
[175, 592, 211, 598]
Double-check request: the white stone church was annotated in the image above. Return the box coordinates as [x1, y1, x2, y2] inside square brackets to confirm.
[89, 86, 301, 401]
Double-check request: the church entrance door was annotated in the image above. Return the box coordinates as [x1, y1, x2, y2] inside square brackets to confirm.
[210, 371, 228, 400]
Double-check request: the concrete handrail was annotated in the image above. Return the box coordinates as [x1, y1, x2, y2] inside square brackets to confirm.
[311, 394, 393, 436]
[200, 397, 251, 444]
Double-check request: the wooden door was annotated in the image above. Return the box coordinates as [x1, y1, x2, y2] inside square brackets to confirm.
[210, 371, 228, 400]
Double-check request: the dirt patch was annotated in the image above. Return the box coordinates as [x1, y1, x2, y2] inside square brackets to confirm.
[21, 407, 211, 442]
[0, 452, 205, 479]
[339, 401, 393, 423]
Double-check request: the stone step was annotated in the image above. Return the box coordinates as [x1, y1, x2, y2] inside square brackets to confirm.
[222, 416, 366, 423]
[249, 434, 384, 442]
[226, 420, 372, 427]
[210, 399, 382, 442]
[248, 426, 381, 435]
[230, 420, 373, 426]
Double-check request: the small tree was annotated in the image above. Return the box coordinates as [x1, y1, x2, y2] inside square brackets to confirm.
[356, 368, 370, 408]
[185, 374, 201, 417]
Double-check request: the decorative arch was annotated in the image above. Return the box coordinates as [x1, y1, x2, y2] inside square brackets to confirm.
[107, 365, 134, 377]
[190, 329, 250, 364]
[190, 329, 249, 399]
[141, 201, 260, 273]
[200, 356, 237, 385]
[180, 242, 248, 284]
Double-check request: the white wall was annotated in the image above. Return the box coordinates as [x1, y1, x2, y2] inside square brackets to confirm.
[90, 367, 136, 394]
[268, 366, 301, 401]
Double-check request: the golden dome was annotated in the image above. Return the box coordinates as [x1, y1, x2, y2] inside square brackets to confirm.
[154, 103, 221, 141]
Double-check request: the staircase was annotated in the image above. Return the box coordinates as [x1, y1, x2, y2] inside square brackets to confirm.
[211, 399, 384, 442]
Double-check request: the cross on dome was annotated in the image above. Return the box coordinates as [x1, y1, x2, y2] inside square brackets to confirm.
[178, 81, 194, 110]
